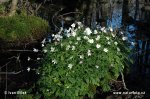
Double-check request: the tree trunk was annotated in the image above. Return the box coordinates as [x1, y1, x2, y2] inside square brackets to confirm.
[122, 0, 129, 24]
[134, 0, 139, 20]
[9, 0, 18, 16]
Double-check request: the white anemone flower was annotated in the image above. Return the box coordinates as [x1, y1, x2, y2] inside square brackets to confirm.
[103, 48, 108, 53]
[72, 46, 76, 50]
[27, 57, 31, 61]
[131, 42, 136, 46]
[43, 49, 48, 53]
[41, 44, 45, 47]
[110, 64, 114, 67]
[52, 59, 57, 64]
[114, 42, 118, 45]
[106, 37, 110, 40]
[75, 42, 78, 45]
[94, 30, 98, 34]
[95, 65, 99, 68]
[117, 47, 120, 52]
[66, 33, 71, 37]
[68, 64, 73, 69]
[71, 23, 76, 28]
[111, 33, 116, 37]
[66, 45, 71, 50]
[84, 27, 92, 35]
[27, 67, 31, 72]
[95, 35, 100, 41]
[50, 47, 55, 52]
[52, 34, 55, 37]
[79, 61, 83, 64]
[77, 37, 81, 41]
[109, 27, 113, 32]
[77, 22, 83, 27]
[103, 29, 107, 33]
[87, 50, 92, 56]
[122, 36, 128, 41]
[101, 27, 105, 31]
[33, 48, 38, 52]
[107, 41, 111, 45]
[88, 39, 94, 44]
[96, 44, 101, 48]
[54, 34, 63, 41]
[67, 27, 72, 33]
[41, 38, 46, 44]
[71, 31, 76, 37]
[61, 43, 64, 47]
[37, 57, 41, 60]
[79, 55, 84, 59]
[83, 36, 89, 40]
[120, 31, 124, 34]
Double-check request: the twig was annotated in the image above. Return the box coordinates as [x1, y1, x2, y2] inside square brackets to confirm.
[52, 8, 64, 30]
[7, 50, 33, 52]
[0, 71, 22, 75]
[121, 71, 128, 90]
[111, 79, 122, 82]
[57, 12, 82, 18]
[0, 62, 11, 70]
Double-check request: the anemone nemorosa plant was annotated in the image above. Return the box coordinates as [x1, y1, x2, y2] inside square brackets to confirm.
[37, 22, 132, 98]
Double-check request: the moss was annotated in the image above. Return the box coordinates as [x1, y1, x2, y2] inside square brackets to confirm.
[0, 15, 49, 46]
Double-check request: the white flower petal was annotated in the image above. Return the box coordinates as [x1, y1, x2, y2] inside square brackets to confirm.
[77, 37, 81, 41]
[68, 64, 73, 69]
[95, 65, 99, 68]
[95, 35, 100, 41]
[50, 47, 55, 52]
[75, 42, 78, 45]
[71, 23, 76, 28]
[88, 39, 94, 44]
[33, 48, 38, 52]
[84, 27, 92, 35]
[79, 61, 83, 64]
[103, 48, 108, 53]
[96, 44, 101, 48]
[72, 46, 75, 50]
[114, 42, 118, 45]
[109, 27, 113, 32]
[131, 42, 136, 46]
[87, 50, 92, 56]
[83, 36, 89, 40]
[27, 57, 31, 61]
[43, 49, 47, 53]
[79, 55, 84, 59]
[71, 31, 76, 37]
[111, 33, 116, 37]
[120, 31, 124, 34]
[27, 67, 31, 72]
[66, 45, 71, 50]
[117, 47, 120, 52]
[106, 37, 110, 40]
[37, 57, 41, 60]
[94, 30, 98, 34]
[52, 59, 57, 64]
[107, 41, 111, 45]
[101, 27, 105, 32]
[122, 36, 128, 41]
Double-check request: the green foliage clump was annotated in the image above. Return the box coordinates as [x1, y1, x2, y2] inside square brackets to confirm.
[0, 14, 49, 43]
[37, 24, 132, 98]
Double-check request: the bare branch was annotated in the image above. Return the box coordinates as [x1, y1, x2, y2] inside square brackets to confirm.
[0, 61, 11, 70]
[0, 71, 22, 75]
[121, 71, 128, 90]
